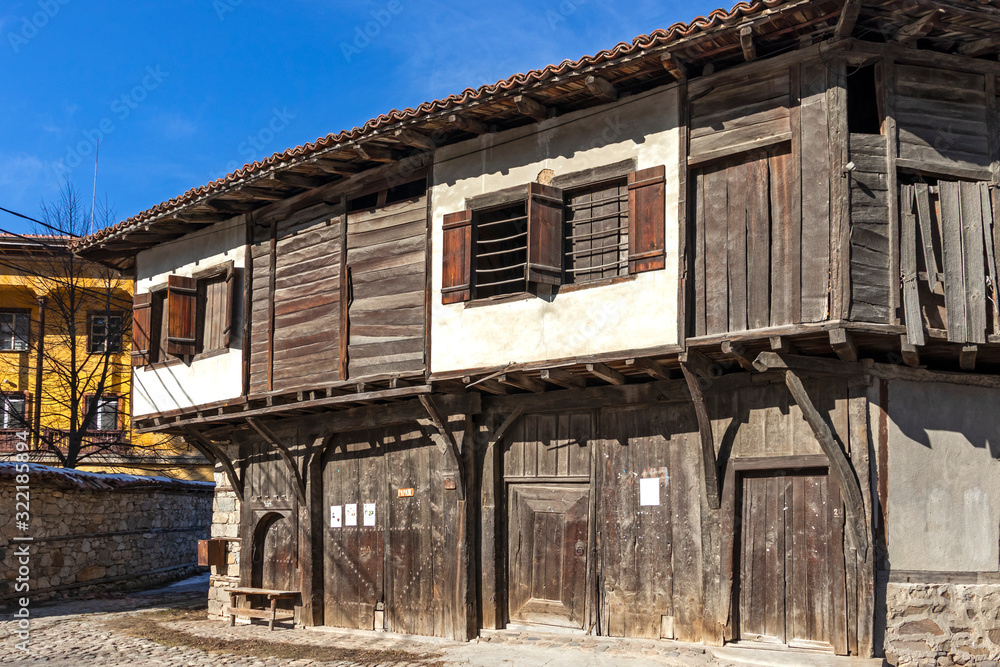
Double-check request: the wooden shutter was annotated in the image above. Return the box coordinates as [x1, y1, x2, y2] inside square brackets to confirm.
[223, 264, 236, 348]
[442, 209, 473, 304]
[526, 182, 564, 286]
[166, 275, 198, 356]
[131, 292, 152, 367]
[628, 165, 666, 273]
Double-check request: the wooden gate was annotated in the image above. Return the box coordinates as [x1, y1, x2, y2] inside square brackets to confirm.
[507, 484, 589, 629]
[734, 460, 846, 653]
[251, 511, 296, 591]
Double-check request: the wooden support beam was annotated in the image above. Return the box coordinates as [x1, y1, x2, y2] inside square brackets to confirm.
[900, 334, 921, 368]
[182, 426, 244, 503]
[540, 367, 586, 390]
[464, 377, 510, 395]
[355, 143, 395, 162]
[829, 328, 859, 362]
[679, 364, 721, 510]
[678, 349, 716, 378]
[394, 128, 436, 151]
[625, 357, 671, 381]
[497, 372, 546, 393]
[835, 0, 861, 39]
[958, 37, 1000, 57]
[740, 26, 757, 62]
[585, 362, 625, 385]
[207, 199, 257, 213]
[448, 113, 489, 136]
[720, 341, 755, 371]
[585, 75, 618, 102]
[660, 53, 687, 80]
[417, 395, 465, 499]
[485, 406, 526, 455]
[961, 344, 978, 370]
[310, 158, 361, 175]
[753, 351, 868, 377]
[240, 186, 288, 202]
[272, 171, 328, 189]
[769, 335, 797, 354]
[246, 417, 306, 504]
[514, 95, 548, 121]
[783, 369, 868, 558]
[894, 10, 944, 43]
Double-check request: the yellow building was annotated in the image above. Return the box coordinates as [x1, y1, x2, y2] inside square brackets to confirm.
[0, 234, 211, 480]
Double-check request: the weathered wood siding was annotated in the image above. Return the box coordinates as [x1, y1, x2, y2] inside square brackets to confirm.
[249, 203, 344, 395]
[848, 134, 891, 322]
[346, 196, 426, 379]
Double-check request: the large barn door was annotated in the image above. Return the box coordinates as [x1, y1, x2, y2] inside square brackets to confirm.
[507, 484, 589, 629]
[736, 466, 846, 652]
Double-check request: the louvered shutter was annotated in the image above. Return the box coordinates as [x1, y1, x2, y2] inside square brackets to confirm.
[442, 210, 473, 304]
[628, 166, 667, 273]
[166, 275, 198, 356]
[526, 182, 564, 286]
[131, 292, 152, 367]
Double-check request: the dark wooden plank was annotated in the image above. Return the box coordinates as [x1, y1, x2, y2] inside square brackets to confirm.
[900, 185, 926, 346]
[704, 166, 730, 334]
[728, 159, 749, 332]
[694, 170, 707, 336]
[800, 59, 831, 322]
[961, 181, 987, 343]
[939, 181, 968, 342]
[747, 152, 771, 330]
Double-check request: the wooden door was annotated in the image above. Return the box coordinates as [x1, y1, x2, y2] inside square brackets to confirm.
[253, 513, 296, 591]
[508, 484, 589, 629]
[737, 468, 846, 652]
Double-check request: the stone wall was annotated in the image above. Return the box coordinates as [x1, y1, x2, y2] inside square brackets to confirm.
[0, 462, 213, 605]
[206, 452, 242, 619]
[886, 583, 1000, 666]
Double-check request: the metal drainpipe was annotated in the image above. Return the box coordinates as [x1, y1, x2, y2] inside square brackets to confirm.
[33, 295, 45, 450]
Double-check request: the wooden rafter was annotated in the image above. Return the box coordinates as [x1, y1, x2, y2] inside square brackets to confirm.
[740, 26, 757, 62]
[182, 426, 244, 503]
[720, 341, 755, 371]
[894, 9, 944, 43]
[514, 95, 548, 121]
[835, 0, 861, 38]
[448, 113, 489, 136]
[679, 363, 721, 510]
[540, 368, 586, 390]
[829, 328, 858, 362]
[782, 369, 869, 558]
[626, 357, 671, 381]
[498, 372, 546, 393]
[586, 362, 625, 385]
[585, 75, 618, 102]
[660, 53, 688, 80]
[245, 417, 306, 504]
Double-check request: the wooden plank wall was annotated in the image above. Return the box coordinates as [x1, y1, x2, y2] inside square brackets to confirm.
[346, 196, 426, 379]
[249, 202, 344, 395]
[848, 134, 891, 322]
[691, 59, 833, 336]
[895, 64, 991, 178]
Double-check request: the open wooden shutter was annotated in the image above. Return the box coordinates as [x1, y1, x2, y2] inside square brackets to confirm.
[628, 165, 666, 273]
[526, 182, 564, 286]
[442, 209, 473, 304]
[166, 275, 198, 356]
[222, 264, 236, 348]
[131, 292, 152, 366]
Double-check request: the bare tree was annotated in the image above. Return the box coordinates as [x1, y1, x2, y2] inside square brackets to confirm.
[0, 187, 194, 472]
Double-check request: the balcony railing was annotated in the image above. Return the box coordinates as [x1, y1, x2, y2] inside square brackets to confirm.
[0, 430, 30, 453]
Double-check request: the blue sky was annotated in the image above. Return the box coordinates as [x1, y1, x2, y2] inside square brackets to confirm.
[0, 0, 724, 235]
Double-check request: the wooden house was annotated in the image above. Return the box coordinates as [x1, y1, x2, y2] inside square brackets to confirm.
[75, 1, 1000, 663]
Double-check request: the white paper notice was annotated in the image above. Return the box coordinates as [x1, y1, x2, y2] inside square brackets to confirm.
[639, 478, 660, 506]
[363, 503, 376, 526]
[345, 503, 358, 526]
[330, 505, 342, 528]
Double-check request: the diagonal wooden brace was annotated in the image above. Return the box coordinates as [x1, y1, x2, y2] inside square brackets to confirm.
[418, 395, 465, 499]
[182, 426, 245, 503]
[246, 417, 306, 505]
[679, 360, 721, 510]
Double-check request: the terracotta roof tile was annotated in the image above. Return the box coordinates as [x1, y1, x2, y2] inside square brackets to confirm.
[75, 0, 794, 250]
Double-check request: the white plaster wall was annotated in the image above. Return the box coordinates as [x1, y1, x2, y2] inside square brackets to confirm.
[430, 84, 681, 374]
[133, 216, 245, 416]
[885, 380, 1000, 572]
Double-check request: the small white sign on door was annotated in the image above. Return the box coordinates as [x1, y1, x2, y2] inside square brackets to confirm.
[363, 503, 376, 526]
[345, 503, 358, 526]
[330, 505, 342, 528]
[639, 477, 660, 506]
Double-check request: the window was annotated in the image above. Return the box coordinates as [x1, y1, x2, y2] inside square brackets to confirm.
[0, 311, 29, 351]
[87, 395, 119, 431]
[0, 393, 27, 429]
[132, 262, 235, 367]
[441, 165, 665, 304]
[89, 313, 123, 353]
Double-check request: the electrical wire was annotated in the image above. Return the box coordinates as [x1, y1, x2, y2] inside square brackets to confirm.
[0, 205, 78, 237]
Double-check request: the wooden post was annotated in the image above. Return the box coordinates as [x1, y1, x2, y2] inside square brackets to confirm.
[679, 363, 721, 510]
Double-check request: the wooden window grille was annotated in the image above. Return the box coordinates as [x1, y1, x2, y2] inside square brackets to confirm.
[564, 178, 629, 284]
[473, 202, 530, 298]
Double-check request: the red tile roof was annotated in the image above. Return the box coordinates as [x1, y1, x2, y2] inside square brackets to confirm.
[75, 0, 800, 251]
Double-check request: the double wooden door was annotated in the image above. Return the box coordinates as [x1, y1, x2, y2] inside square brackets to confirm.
[736, 467, 846, 653]
[507, 484, 589, 629]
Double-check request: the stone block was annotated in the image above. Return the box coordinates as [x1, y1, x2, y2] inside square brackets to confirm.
[901, 620, 946, 636]
[77, 566, 106, 582]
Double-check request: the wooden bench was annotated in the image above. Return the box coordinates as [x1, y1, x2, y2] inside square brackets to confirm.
[226, 587, 299, 631]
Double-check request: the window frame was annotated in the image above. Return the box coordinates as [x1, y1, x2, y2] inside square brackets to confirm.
[84, 394, 121, 432]
[0, 391, 28, 430]
[0, 309, 31, 352]
[88, 311, 124, 354]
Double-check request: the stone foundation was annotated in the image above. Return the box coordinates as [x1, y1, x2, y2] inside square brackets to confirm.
[206, 457, 242, 620]
[0, 462, 213, 606]
[886, 582, 1000, 666]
